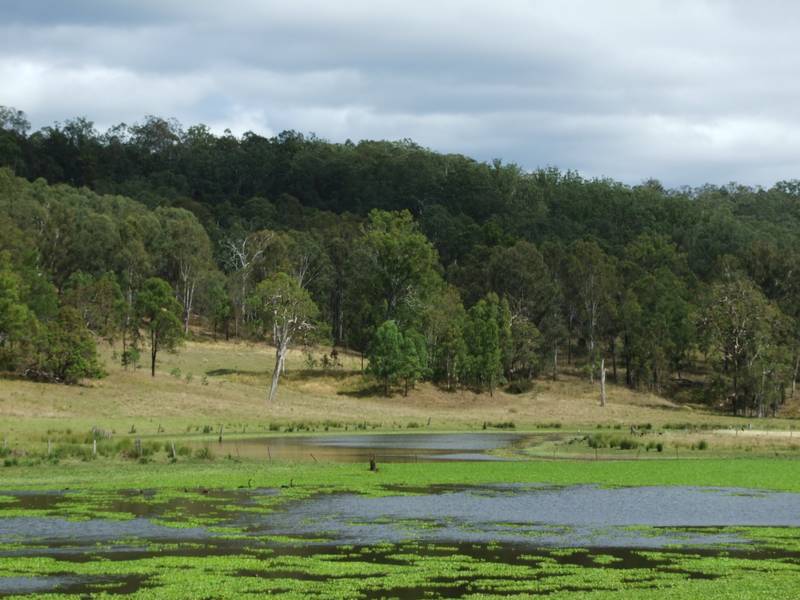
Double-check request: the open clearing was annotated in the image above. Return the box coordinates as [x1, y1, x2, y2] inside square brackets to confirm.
[1, 339, 793, 449]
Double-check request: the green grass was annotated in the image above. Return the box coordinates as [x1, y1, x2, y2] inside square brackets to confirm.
[2, 545, 799, 599]
[4, 457, 800, 493]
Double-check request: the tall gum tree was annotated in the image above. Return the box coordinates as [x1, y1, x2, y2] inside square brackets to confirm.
[156, 207, 213, 335]
[252, 272, 319, 402]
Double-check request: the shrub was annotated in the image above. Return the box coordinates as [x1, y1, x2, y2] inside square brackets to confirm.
[194, 447, 213, 460]
[483, 421, 516, 430]
[587, 433, 638, 450]
[506, 380, 535, 395]
[121, 347, 141, 369]
[25, 307, 105, 384]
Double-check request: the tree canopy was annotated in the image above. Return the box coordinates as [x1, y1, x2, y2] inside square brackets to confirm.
[3, 106, 800, 416]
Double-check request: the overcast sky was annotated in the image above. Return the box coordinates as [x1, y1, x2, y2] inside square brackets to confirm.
[2, 0, 798, 187]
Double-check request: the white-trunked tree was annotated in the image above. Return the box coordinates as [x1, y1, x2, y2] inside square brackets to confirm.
[252, 272, 319, 402]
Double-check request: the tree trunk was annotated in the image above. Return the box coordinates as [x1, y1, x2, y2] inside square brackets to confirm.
[624, 334, 632, 387]
[122, 326, 128, 370]
[150, 330, 158, 377]
[123, 282, 133, 368]
[610, 339, 618, 382]
[599, 358, 606, 407]
[181, 268, 197, 336]
[446, 356, 453, 390]
[567, 336, 572, 365]
[552, 343, 558, 381]
[268, 344, 284, 402]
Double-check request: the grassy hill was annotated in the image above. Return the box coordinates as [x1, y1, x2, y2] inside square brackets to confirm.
[3, 339, 796, 454]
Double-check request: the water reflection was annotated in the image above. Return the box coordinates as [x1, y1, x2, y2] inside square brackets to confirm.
[189, 432, 547, 462]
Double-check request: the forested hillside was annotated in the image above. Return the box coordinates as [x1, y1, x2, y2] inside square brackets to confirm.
[2, 106, 800, 416]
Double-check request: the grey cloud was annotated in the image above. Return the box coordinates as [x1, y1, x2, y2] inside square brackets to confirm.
[2, 0, 800, 186]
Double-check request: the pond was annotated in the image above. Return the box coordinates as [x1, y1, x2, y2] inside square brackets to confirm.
[2, 482, 800, 597]
[259, 483, 800, 548]
[188, 432, 553, 462]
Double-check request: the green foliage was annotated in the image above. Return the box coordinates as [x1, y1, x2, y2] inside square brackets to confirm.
[27, 307, 104, 383]
[398, 328, 428, 395]
[461, 294, 505, 395]
[120, 345, 140, 369]
[586, 433, 639, 450]
[4, 109, 800, 409]
[702, 265, 785, 415]
[250, 272, 319, 342]
[421, 285, 466, 389]
[251, 272, 320, 401]
[135, 277, 184, 376]
[62, 270, 125, 340]
[0, 251, 34, 370]
[367, 320, 405, 395]
[351, 209, 441, 331]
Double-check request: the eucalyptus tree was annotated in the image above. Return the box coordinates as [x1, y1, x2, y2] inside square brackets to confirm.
[222, 229, 274, 336]
[135, 277, 184, 377]
[421, 285, 467, 390]
[461, 294, 505, 396]
[0, 252, 33, 370]
[156, 207, 213, 334]
[367, 320, 404, 396]
[251, 272, 319, 402]
[702, 265, 784, 415]
[566, 240, 618, 382]
[352, 209, 441, 327]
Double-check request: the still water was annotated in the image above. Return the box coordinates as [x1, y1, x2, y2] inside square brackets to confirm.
[189, 432, 550, 462]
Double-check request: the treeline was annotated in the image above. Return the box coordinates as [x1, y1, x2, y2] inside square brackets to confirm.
[2, 106, 800, 415]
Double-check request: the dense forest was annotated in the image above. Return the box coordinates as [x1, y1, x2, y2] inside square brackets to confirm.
[2, 105, 800, 416]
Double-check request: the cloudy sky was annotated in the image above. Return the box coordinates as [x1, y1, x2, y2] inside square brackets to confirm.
[2, 0, 798, 187]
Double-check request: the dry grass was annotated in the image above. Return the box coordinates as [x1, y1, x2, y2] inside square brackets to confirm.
[0, 339, 794, 446]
